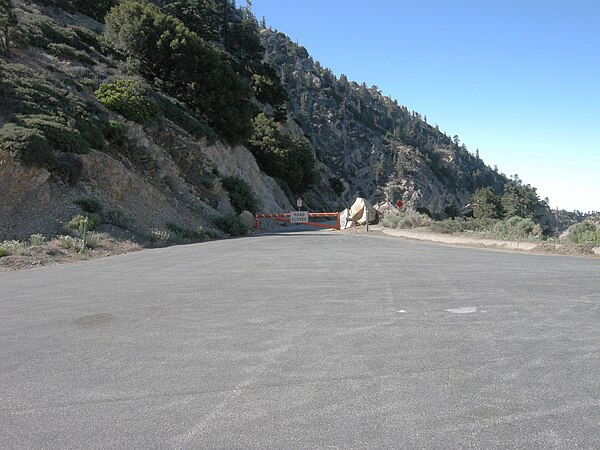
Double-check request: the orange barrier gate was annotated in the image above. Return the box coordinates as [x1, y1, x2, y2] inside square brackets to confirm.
[255, 212, 341, 231]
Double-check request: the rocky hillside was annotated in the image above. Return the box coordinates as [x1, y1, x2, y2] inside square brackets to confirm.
[262, 29, 507, 214]
[0, 0, 556, 241]
[0, 0, 292, 240]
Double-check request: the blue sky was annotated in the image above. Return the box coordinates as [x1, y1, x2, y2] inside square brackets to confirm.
[245, 0, 599, 212]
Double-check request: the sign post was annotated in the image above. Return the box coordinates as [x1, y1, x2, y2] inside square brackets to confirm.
[296, 197, 303, 211]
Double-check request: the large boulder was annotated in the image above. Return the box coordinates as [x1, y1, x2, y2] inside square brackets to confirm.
[349, 197, 378, 225]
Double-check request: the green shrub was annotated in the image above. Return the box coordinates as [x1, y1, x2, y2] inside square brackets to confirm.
[202, 226, 223, 240]
[564, 221, 600, 244]
[329, 177, 345, 196]
[382, 211, 432, 229]
[30, 234, 46, 246]
[381, 213, 401, 228]
[430, 218, 469, 234]
[47, 43, 95, 65]
[0, 123, 54, 168]
[74, 198, 102, 214]
[248, 113, 315, 194]
[156, 94, 216, 142]
[105, 209, 131, 228]
[103, 1, 255, 143]
[84, 232, 100, 248]
[103, 120, 128, 147]
[74, 0, 118, 22]
[52, 153, 84, 185]
[0, 61, 107, 149]
[15, 115, 90, 154]
[492, 216, 541, 240]
[165, 222, 204, 240]
[0, 247, 8, 257]
[148, 230, 173, 243]
[95, 79, 159, 124]
[67, 213, 101, 233]
[0, 240, 28, 255]
[55, 235, 82, 250]
[221, 176, 259, 214]
[214, 214, 247, 236]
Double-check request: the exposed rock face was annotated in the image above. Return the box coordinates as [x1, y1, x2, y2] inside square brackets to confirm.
[262, 30, 507, 215]
[0, 117, 291, 240]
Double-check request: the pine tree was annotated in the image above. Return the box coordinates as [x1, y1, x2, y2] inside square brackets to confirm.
[0, 0, 18, 58]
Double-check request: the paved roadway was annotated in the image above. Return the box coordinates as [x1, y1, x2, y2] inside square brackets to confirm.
[1, 231, 600, 448]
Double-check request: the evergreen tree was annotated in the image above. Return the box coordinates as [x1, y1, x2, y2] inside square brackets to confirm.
[501, 180, 539, 220]
[248, 113, 315, 194]
[470, 187, 502, 219]
[0, 0, 18, 58]
[104, 1, 254, 143]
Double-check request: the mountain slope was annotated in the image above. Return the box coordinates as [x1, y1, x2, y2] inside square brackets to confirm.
[0, 0, 558, 242]
[262, 29, 507, 214]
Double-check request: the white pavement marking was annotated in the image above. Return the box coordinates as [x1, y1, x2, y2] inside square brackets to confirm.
[446, 307, 477, 314]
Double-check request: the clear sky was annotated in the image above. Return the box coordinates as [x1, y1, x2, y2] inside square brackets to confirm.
[245, 0, 600, 212]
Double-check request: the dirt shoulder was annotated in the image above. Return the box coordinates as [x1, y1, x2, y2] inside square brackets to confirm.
[0, 230, 144, 273]
[374, 226, 600, 257]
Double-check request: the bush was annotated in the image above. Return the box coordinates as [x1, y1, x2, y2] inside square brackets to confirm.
[55, 235, 82, 250]
[52, 153, 84, 185]
[430, 216, 543, 240]
[165, 222, 204, 240]
[564, 221, 600, 244]
[214, 214, 247, 236]
[155, 94, 217, 142]
[30, 234, 46, 246]
[0, 240, 28, 255]
[74, 198, 101, 214]
[0, 61, 107, 149]
[103, 120, 128, 147]
[105, 209, 131, 228]
[67, 213, 101, 233]
[74, 0, 118, 22]
[148, 230, 173, 243]
[382, 211, 432, 229]
[248, 113, 315, 194]
[15, 115, 90, 154]
[221, 176, 259, 214]
[103, 1, 255, 144]
[492, 216, 541, 240]
[47, 43, 95, 65]
[0, 247, 8, 258]
[329, 177, 345, 196]
[95, 79, 159, 124]
[0, 123, 54, 168]
[84, 232, 100, 248]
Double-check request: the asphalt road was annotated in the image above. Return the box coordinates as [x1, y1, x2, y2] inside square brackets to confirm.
[1, 231, 600, 449]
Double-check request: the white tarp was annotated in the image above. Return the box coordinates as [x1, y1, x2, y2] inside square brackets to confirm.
[339, 208, 349, 229]
[349, 197, 378, 225]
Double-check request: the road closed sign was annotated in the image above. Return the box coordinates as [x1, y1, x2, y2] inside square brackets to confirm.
[290, 211, 309, 223]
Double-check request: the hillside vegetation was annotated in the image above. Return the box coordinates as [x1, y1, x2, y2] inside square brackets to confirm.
[0, 0, 589, 255]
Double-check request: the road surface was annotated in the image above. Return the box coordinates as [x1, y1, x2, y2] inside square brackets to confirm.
[2, 231, 600, 448]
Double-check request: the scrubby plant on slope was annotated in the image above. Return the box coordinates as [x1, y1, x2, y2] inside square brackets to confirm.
[0, 0, 18, 57]
[103, 1, 255, 144]
[221, 176, 259, 214]
[564, 221, 600, 244]
[0, 61, 106, 149]
[248, 113, 315, 194]
[95, 79, 159, 125]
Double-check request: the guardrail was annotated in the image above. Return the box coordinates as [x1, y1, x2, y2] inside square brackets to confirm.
[255, 212, 341, 231]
